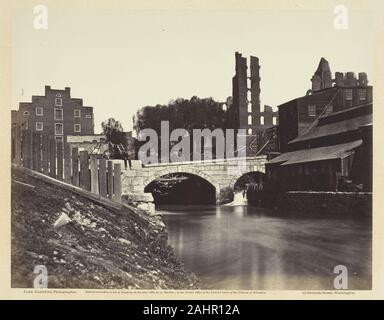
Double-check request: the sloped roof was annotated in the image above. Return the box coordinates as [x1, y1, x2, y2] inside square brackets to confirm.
[267, 140, 362, 166]
[290, 113, 372, 144]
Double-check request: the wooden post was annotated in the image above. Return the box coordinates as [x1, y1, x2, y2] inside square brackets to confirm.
[14, 126, 22, 165]
[56, 141, 63, 180]
[90, 155, 99, 195]
[18, 126, 22, 165]
[107, 160, 114, 200]
[47, 136, 51, 174]
[21, 130, 25, 167]
[11, 126, 15, 163]
[13, 126, 16, 164]
[32, 133, 40, 171]
[22, 130, 31, 168]
[63, 143, 72, 183]
[113, 163, 122, 203]
[29, 131, 33, 169]
[99, 157, 107, 198]
[30, 132, 34, 169]
[13, 126, 16, 162]
[49, 138, 56, 178]
[12, 126, 16, 162]
[11, 126, 18, 165]
[37, 134, 43, 172]
[71, 147, 79, 186]
[30, 132, 35, 170]
[42, 134, 49, 174]
[79, 151, 90, 191]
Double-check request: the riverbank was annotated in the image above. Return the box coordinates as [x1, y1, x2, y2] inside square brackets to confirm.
[11, 167, 198, 289]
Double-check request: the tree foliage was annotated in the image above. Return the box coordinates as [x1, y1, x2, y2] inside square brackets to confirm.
[101, 118, 124, 140]
[101, 118, 126, 158]
[132, 96, 278, 158]
[133, 96, 227, 135]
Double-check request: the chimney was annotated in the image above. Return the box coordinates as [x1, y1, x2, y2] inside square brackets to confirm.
[358, 72, 368, 86]
[334, 72, 345, 87]
[345, 72, 358, 86]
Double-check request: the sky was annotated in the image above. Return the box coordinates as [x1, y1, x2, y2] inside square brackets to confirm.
[11, 4, 375, 134]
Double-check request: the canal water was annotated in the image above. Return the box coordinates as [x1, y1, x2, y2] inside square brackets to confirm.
[159, 202, 372, 290]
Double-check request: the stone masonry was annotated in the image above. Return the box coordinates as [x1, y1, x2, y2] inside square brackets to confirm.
[120, 156, 268, 208]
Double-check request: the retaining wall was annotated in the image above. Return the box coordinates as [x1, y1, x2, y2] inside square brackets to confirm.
[277, 191, 372, 216]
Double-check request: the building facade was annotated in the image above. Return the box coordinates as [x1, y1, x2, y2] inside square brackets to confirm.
[266, 106, 372, 192]
[266, 58, 372, 192]
[12, 86, 94, 141]
[278, 58, 372, 153]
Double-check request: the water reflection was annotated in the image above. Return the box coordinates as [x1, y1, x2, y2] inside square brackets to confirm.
[160, 205, 371, 290]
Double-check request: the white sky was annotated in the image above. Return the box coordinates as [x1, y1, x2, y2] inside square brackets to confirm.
[11, 5, 375, 133]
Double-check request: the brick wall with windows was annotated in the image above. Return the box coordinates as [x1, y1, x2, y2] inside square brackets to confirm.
[15, 86, 94, 141]
[278, 85, 372, 152]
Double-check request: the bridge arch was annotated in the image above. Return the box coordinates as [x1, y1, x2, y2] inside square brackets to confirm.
[143, 167, 221, 204]
[229, 170, 266, 191]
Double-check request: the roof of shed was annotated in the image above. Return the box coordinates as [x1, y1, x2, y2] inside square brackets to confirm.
[267, 140, 362, 166]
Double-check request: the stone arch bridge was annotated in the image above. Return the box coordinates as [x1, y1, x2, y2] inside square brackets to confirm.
[121, 156, 267, 205]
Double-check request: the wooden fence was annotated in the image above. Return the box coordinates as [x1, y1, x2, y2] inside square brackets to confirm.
[11, 127, 122, 203]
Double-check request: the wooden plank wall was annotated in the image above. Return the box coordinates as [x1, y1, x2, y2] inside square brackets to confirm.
[11, 129, 122, 203]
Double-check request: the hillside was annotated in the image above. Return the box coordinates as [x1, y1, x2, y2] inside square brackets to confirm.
[11, 167, 198, 289]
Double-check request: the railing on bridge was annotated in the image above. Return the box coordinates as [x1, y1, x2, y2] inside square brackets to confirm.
[11, 126, 122, 203]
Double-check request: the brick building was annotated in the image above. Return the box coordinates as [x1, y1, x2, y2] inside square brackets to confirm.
[278, 58, 372, 152]
[265, 58, 372, 192]
[12, 86, 94, 142]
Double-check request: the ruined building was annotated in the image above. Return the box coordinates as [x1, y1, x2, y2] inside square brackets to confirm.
[310, 57, 333, 92]
[266, 58, 372, 192]
[224, 52, 278, 156]
[278, 57, 372, 153]
[310, 57, 369, 93]
[229, 52, 278, 135]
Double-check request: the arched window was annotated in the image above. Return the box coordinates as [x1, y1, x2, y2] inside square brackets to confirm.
[248, 128, 253, 135]
[248, 115, 252, 125]
[247, 103, 252, 113]
[273, 116, 277, 125]
[260, 116, 264, 125]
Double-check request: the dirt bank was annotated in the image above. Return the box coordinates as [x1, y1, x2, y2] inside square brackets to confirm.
[11, 167, 198, 289]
